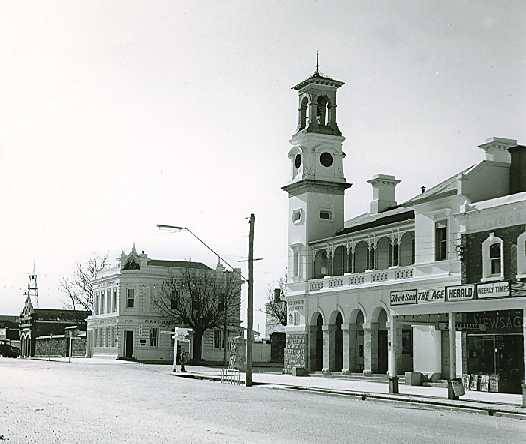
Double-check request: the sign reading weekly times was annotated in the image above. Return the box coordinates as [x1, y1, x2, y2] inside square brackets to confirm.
[476, 281, 511, 299]
[390, 289, 417, 306]
[446, 284, 475, 302]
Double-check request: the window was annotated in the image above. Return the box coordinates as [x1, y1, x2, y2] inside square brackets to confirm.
[149, 327, 158, 347]
[482, 233, 503, 280]
[294, 154, 302, 168]
[320, 210, 332, 220]
[293, 249, 300, 277]
[435, 221, 448, 261]
[94, 293, 99, 315]
[489, 243, 501, 274]
[112, 289, 117, 312]
[517, 231, 526, 278]
[100, 292, 105, 314]
[214, 330, 224, 349]
[292, 209, 303, 224]
[106, 289, 111, 313]
[126, 288, 135, 308]
[319, 152, 333, 167]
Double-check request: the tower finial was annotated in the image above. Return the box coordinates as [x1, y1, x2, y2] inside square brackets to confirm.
[315, 51, 319, 74]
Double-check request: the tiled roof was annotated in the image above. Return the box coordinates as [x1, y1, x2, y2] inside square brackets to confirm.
[292, 71, 344, 90]
[147, 260, 211, 270]
[337, 210, 414, 236]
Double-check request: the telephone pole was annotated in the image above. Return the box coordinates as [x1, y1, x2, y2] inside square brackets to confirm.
[245, 213, 255, 387]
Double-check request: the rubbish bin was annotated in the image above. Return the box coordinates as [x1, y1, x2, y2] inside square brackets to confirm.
[448, 378, 465, 400]
[389, 376, 399, 394]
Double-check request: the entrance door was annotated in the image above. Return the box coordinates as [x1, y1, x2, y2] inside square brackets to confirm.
[377, 330, 388, 374]
[125, 331, 134, 359]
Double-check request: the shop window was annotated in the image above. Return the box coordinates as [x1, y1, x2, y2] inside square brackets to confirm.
[149, 327, 158, 347]
[402, 329, 413, 356]
[435, 220, 447, 261]
[517, 231, 526, 278]
[482, 233, 503, 281]
[126, 288, 135, 308]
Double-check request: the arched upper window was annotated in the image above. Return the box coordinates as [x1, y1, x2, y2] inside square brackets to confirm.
[299, 96, 309, 130]
[316, 96, 330, 126]
[516, 231, 526, 278]
[482, 233, 504, 281]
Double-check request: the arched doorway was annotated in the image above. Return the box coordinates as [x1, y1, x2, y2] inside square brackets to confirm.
[377, 309, 388, 374]
[315, 314, 323, 371]
[334, 312, 343, 371]
[310, 313, 324, 371]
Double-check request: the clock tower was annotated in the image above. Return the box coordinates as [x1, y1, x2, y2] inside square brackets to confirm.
[282, 66, 351, 282]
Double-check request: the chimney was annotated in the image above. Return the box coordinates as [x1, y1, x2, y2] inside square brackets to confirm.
[367, 174, 401, 213]
[478, 137, 516, 163]
[508, 144, 526, 194]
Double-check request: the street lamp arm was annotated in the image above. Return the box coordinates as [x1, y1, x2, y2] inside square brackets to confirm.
[157, 224, 248, 282]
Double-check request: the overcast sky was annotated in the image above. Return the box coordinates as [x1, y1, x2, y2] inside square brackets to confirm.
[1, 1, 525, 332]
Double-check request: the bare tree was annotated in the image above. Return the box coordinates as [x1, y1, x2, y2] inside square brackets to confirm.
[155, 267, 242, 364]
[61, 256, 108, 311]
[263, 275, 287, 327]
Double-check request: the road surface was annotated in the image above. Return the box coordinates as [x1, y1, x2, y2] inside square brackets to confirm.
[0, 358, 524, 443]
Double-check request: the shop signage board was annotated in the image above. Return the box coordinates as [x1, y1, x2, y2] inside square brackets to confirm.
[446, 284, 475, 302]
[417, 288, 446, 304]
[390, 289, 417, 306]
[476, 281, 510, 299]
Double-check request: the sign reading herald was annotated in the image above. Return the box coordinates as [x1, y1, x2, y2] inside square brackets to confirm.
[446, 284, 475, 302]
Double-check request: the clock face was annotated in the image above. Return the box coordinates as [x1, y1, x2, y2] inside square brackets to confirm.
[320, 152, 333, 167]
[294, 154, 302, 169]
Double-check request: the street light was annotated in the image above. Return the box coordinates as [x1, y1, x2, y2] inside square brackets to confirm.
[157, 216, 256, 387]
[156, 224, 247, 282]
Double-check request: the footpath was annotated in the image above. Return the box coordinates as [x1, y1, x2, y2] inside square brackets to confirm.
[174, 365, 526, 420]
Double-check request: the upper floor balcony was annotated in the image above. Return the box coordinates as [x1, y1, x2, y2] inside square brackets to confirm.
[288, 260, 460, 295]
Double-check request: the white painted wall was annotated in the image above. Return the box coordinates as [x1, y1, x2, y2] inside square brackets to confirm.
[412, 325, 442, 375]
[414, 213, 435, 264]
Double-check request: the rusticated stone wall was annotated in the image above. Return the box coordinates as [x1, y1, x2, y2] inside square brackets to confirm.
[283, 333, 306, 374]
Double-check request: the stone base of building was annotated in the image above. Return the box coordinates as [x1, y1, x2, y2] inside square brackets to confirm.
[283, 333, 306, 374]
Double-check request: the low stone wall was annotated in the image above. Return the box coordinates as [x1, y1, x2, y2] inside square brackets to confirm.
[35, 335, 87, 357]
[283, 333, 306, 374]
[35, 336, 67, 357]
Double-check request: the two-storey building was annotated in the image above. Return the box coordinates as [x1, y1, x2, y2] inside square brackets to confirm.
[86, 245, 241, 363]
[282, 68, 525, 402]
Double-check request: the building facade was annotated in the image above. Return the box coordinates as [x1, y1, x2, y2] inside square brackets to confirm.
[19, 295, 90, 358]
[282, 69, 526, 400]
[86, 246, 241, 363]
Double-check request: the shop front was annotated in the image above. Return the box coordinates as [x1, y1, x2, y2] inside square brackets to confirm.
[388, 281, 526, 403]
[460, 309, 523, 393]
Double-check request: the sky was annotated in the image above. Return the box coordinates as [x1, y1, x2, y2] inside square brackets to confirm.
[1, 1, 525, 333]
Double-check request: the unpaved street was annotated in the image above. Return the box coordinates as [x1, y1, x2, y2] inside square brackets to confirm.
[0, 358, 524, 443]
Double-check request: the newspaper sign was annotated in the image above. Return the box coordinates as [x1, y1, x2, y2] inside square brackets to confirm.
[476, 281, 510, 299]
[390, 289, 417, 306]
[417, 288, 446, 304]
[446, 284, 475, 302]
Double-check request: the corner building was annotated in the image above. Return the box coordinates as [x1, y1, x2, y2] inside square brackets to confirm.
[282, 69, 526, 399]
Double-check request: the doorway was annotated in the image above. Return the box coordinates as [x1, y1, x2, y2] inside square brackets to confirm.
[125, 330, 134, 359]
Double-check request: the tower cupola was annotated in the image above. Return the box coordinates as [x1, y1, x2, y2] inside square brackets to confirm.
[292, 61, 344, 137]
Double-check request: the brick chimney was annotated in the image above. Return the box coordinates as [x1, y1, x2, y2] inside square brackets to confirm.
[508, 144, 526, 194]
[478, 137, 517, 163]
[367, 174, 401, 213]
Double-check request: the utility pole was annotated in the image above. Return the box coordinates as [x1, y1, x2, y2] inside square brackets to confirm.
[245, 213, 255, 387]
